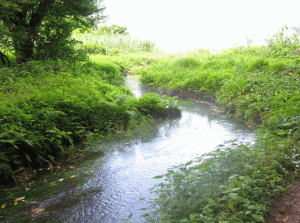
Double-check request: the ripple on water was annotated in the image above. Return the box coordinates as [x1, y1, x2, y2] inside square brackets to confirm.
[60, 77, 256, 223]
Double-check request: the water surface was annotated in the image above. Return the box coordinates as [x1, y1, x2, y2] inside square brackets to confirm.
[53, 77, 255, 222]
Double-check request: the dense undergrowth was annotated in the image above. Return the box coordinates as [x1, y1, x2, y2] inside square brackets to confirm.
[0, 57, 180, 185]
[139, 28, 300, 222]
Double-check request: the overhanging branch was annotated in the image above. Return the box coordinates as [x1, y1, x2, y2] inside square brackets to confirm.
[29, 0, 56, 29]
[0, 50, 11, 67]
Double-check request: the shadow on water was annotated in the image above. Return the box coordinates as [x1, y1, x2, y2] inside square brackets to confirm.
[11, 76, 255, 223]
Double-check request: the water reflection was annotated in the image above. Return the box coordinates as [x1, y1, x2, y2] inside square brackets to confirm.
[63, 77, 255, 223]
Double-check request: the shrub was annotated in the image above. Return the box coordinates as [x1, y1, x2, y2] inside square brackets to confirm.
[135, 93, 181, 118]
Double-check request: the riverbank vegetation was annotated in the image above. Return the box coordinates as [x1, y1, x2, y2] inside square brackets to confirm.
[139, 26, 300, 222]
[1, 3, 300, 220]
[0, 59, 180, 181]
[1, 16, 181, 219]
[0, 1, 182, 220]
[0, 28, 182, 222]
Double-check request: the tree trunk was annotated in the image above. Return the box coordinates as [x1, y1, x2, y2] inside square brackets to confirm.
[0, 50, 11, 67]
[13, 32, 35, 64]
[9, 0, 56, 64]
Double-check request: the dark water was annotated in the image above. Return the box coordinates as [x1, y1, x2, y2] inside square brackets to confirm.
[44, 77, 256, 222]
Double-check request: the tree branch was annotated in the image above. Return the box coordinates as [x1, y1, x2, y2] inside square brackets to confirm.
[0, 50, 11, 67]
[29, 0, 56, 29]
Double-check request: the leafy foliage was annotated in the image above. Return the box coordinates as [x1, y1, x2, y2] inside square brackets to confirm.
[0, 0, 106, 62]
[0, 59, 181, 184]
[144, 141, 291, 222]
[135, 93, 181, 118]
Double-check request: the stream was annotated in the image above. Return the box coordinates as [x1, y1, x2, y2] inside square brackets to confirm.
[36, 77, 256, 222]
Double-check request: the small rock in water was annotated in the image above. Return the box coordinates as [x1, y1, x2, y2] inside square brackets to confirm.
[112, 151, 119, 156]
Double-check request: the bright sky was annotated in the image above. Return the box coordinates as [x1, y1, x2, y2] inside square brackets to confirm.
[103, 0, 300, 53]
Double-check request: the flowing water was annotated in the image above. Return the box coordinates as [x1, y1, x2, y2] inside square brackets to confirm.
[34, 77, 255, 222]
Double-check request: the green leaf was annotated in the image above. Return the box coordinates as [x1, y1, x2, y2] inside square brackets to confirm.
[185, 160, 193, 166]
[121, 213, 133, 221]
[48, 155, 55, 161]
[229, 202, 235, 212]
[230, 188, 241, 192]
[24, 153, 32, 163]
[229, 193, 238, 200]
[153, 175, 164, 179]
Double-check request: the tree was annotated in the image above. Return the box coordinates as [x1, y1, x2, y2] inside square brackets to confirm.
[0, 0, 106, 63]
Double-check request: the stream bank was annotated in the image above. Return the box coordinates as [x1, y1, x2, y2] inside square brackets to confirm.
[0, 76, 255, 223]
[60, 76, 254, 222]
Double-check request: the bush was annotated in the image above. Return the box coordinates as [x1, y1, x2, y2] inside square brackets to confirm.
[135, 93, 181, 118]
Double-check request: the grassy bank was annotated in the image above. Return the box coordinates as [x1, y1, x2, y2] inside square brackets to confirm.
[139, 29, 300, 222]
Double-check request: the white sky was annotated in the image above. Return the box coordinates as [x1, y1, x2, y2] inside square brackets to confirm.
[103, 0, 300, 53]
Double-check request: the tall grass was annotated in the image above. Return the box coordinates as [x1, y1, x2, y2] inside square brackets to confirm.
[72, 30, 167, 75]
[73, 32, 161, 55]
[89, 53, 164, 74]
[140, 53, 236, 100]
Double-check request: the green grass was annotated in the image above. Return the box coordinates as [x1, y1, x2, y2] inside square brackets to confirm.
[89, 53, 165, 74]
[72, 30, 169, 76]
[138, 28, 300, 222]
[140, 52, 235, 100]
